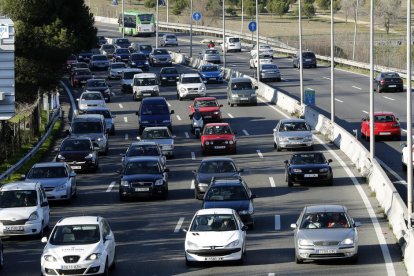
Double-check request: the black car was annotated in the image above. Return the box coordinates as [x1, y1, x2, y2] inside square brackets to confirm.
[0, 238, 3, 269]
[113, 48, 131, 63]
[202, 177, 255, 228]
[114, 38, 131, 49]
[55, 137, 99, 172]
[284, 152, 333, 187]
[193, 157, 243, 200]
[159, 67, 180, 86]
[118, 156, 169, 200]
[84, 79, 112, 102]
[129, 53, 149, 71]
[78, 50, 93, 63]
[293, 51, 317, 68]
[373, 72, 404, 93]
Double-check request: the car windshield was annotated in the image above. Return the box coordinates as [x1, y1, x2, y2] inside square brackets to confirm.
[141, 129, 171, 139]
[231, 82, 252, 91]
[154, 49, 168, 55]
[182, 77, 201, 84]
[126, 145, 160, 157]
[161, 68, 178, 74]
[300, 212, 351, 229]
[49, 225, 100, 245]
[124, 71, 141, 79]
[203, 125, 232, 135]
[166, 35, 176, 39]
[205, 49, 218, 55]
[229, 38, 240, 43]
[0, 190, 37, 208]
[102, 44, 115, 50]
[134, 78, 158, 86]
[111, 63, 126, 69]
[131, 54, 146, 60]
[117, 39, 129, 44]
[141, 104, 169, 115]
[195, 100, 218, 107]
[205, 185, 248, 201]
[279, 122, 309, 132]
[28, 166, 68, 179]
[291, 153, 326, 164]
[85, 110, 111, 119]
[190, 214, 238, 232]
[75, 63, 88, 68]
[93, 55, 107, 61]
[87, 80, 106, 88]
[61, 139, 91, 151]
[262, 64, 277, 70]
[75, 70, 90, 76]
[82, 93, 103, 100]
[201, 66, 219, 72]
[116, 48, 129, 54]
[374, 115, 396, 122]
[72, 122, 103, 134]
[124, 161, 161, 175]
[140, 45, 152, 51]
[198, 161, 236, 173]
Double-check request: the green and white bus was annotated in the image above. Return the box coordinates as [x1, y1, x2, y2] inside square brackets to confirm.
[118, 11, 155, 37]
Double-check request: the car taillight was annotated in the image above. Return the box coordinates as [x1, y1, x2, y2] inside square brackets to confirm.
[380, 80, 386, 84]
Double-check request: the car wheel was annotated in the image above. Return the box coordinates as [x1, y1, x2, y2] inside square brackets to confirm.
[361, 131, 365, 139]
[349, 253, 359, 263]
[102, 259, 109, 276]
[119, 193, 126, 201]
[402, 162, 407, 171]
[293, 63, 296, 68]
[327, 179, 333, 186]
[276, 143, 281, 152]
[230, 102, 234, 107]
[110, 248, 117, 269]
[94, 161, 99, 173]
[0, 243, 4, 269]
[288, 179, 293, 187]
[185, 256, 195, 267]
[295, 255, 303, 264]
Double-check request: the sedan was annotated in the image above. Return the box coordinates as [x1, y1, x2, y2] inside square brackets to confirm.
[273, 118, 313, 151]
[250, 44, 274, 58]
[291, 205, 360, 263]
[24, 162, 77, 202]
[198, 48, 221, 64]
[139, 44, 153, 57]
[77, 91, 106, 111]
[121, 141, 166, 170]
[84, 79, 112, 103]
[149, 48, 172, 66]
[189, 97, 222, 123]
[55, 137, 99, 172]
[139, 127, 175, 158]
[360, 112, 401, 141]
[201, 123, 237, 155]
[373, 72, 404, 93]
[184, 208, 247, 265]
[107, 62, 127, 79]
[82, 107, 116, 135]
[89, 54, 110, 71]
[112, 47, 130, 63]
[198, 64, 223, 83]
[100, 44, 116, 58]
[284, 152, 333, 187]
[256, 63, 281, 82]
[159, 67, 180, 86]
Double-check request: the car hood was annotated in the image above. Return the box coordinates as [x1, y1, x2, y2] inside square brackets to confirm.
[25, 178, 68, 188]
[289, 164, 329, 169]
[196, 172, 239, 184]
[71, 133, 104, 140]
[0, 206, 37, 220]
[153, 54, 171, 59]
[161, 73, 179, 78]
[201, 71, 221, 77]
[181, 83, 203, 89]
[59, 150, 91, 159]
[203, 134, 234, 140]
[79, 100, 106, 106]
[199, 106, 220, 113]
[122, 174, 162, 182]
[141, 138, 173, 146]
[136, 85, 158, 91]
[115, 53, 130, 57]
[43, 242, 100, 259]
[131, 59, 147, 64]
[203, 200, 250, 212]
[297, 228, 355, 242]
[277, 131, 312, 138]
[85, 87, 108, 92]
[186, 230, 239, 247]
[140, 114, 170, 123]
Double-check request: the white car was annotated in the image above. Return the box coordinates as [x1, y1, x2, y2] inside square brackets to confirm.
[250, 44, 274, 58]
[132, 72, 160, 101]
[41, 216, 116, 276]
[139, 126, 175, 158]
[0, 181, 50, 237]
[249, 53, 273, 69]
[221, 37, 241, 53]
[77, 91, 106, 111]
[402, 141, 414, 170]
[184, 208, 247, 266]
[176, 73, 206, 101]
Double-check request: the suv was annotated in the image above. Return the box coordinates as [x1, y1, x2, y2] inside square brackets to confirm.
[112, 47, 130, 63]
[176, 73, 207, 101]
[227, 77, 257, 106]
[160, 34, 178, 46]
[293, 51, 317, 68]
[132, 73, 160, 101]
[221, 37, 241, 53]
[55, 137, 100, 172]
[77, 91, 106, 111]
[0, 181, 50, 237]
[121, 68, 143, 93]
[136, 97, 174, 134]
[114, 37, 131, 48]
[128, 53, 150, 71]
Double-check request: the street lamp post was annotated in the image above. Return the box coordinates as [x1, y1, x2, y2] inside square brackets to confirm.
[156, 0, 159, 48]
[223, 0, 226, 68]
[255, 0, 260, 82]
[190, 0, 193, 57]
[369, 0, 374, 160]
[241, 0, 244, 36]
[352, 0, 359, 60]
[122, 0, 125, 38]
[167, 0, 169, 23]
[330, 0, 335, 123]
[298, 0, 304, 104]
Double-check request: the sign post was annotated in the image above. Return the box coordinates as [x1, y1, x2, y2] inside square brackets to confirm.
[248, 21, 256, 43]
[304, 88, 316, 106]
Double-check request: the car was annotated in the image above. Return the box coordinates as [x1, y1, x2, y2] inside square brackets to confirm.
[198, 64, 223, 83]
[89, 54, 110, 71]
[70, 68, 93, 88]
[184, 208, 247, 265]
[65, 54, 78, 70]
[0, 181, 50, 237]
[293, 51, 317, 68]
[139, 44, 153, 57]
[402, 142, 414, 170]
[82, 107, 116, 135]
[121, 68, 144, 93]
[284, 152, 333, 187]
[40, 216, 116, 276]
[107, 62, 127, 79]
[193, 157, 243, 200]
[373, 72, 404, 93]
[128, 53, 150, 71]
[100, 44, 116, 58]
[136, 97, 174, 133]
[121, 141, 166, 170]
[97, 35, 107, 46]
[139, 126, 175, 158]
[128, 42, 140, 53]
[0, 238, 3, 268]
[24, 162, 77, 202]
[159, 67, 180, 86]
[70, 62, 89, 75]
[77, 50, 93, 63]
[160, 34, 178, 46]
[132, 73, 160, 101]
[149, 48, 172, 66]
[273, 118, 313, 151]
[201, 123, 237, 155]
[221, 37, 242, 53]
[118, 157, 169, 200]
[360, 112, 401, 141]
[291, 205, 360, 263]
[249, 52, 273, 69]
[227, 77, 257, 106]
[114, 37, 131, 48]
[176, 73, 207, 101]
[198, 48, 221, 64]
[112, 47, 130, 63]
[250, 44, 274, 58]
[77, 91, 106, 111]
[255, 63, 281, 82]
[84, 79, 112, 103]
[55, 137, 99, 172]
[188, 97, 223, 123]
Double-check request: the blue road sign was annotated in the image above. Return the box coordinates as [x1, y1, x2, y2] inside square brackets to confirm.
[112, 0, 118, 5]
[304, 88, 316, 105]
[192, 12, 202, 22]
[248, 21, 257, 32]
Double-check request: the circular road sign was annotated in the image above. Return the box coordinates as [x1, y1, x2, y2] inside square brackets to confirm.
[192, 12, 202, 22]
[248, 21, 257, 32]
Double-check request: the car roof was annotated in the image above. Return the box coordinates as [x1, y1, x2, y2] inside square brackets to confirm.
[200, 157, 234, 163]
[196, 208, 235, 215]
[142, 97, 167, 103]
[205, 123, 230, 127]
[81, 91, 102, 95]
[57, 216, 101, 226]
[82, 106, 111, 112]
[123, 68, 143, 73]
[279, 118, 306, 123]
[127, 156, 160, 162]
[182, 73, 201, 78]
[374, 111, 395, 116]
[74, 114, 104, 121]
[1, 181, 40, 191]
[87, 78, 105, 82]
[304, 205, 347, 213]
[133, 73, 157, 78]
[195, 97, 217, 101]
[130, 141, 159, 146]
[230, 77, 252, 83]
[143, 126, 169, 131]
[211, 178, 243, 187]
[63, 136, 92, 142]
[31, 162, 67, 168]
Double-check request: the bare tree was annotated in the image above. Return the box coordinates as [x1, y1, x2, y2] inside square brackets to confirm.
[341, 0, 365, 23]
[374, 0, 402, 34]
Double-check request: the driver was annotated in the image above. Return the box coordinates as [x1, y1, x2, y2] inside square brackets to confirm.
[208, 40, 215, 48]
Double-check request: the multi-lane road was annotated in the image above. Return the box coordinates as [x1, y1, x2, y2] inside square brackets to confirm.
[1, 22, 408, 275]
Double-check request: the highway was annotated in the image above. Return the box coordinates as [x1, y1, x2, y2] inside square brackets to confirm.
[1, 22, 407, 275]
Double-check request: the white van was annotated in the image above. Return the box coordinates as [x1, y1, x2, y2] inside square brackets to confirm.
[222, 37, 241, 53]
[132, 73, 160, 101]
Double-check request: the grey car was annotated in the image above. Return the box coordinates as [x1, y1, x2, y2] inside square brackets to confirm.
[256, 63, 281, 82]
[293, 51, 317, 68]
[139, 126, 175, 158]
[149, 48, 172, 67]
[291, 205, 360, 263]
[273, 118, 313, 151]
[89, 54, 110, 71]
[24, 162, 77, 202]
[121, 141, 166, 170]
[199, 49, 221, 64]
[227, 77, 257, 106]
[107, 62, 127, 79]
[82, 107, 116, 135]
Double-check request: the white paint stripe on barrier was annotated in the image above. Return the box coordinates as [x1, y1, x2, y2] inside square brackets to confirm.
[185, 132, 190, 138]
[124, 117, 128, 123]
[119, 104, 124, 109]
[274, 215, 281, 230]
[125, 134, 128, 140]
[191, 152, 195, 160]
[242, 129, 249, 136]
[174, 217, 185, 233]
[256, 150, 263, 158]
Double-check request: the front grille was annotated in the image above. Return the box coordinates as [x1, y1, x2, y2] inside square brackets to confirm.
[309, 253, 345, 258]
[131, 182, 152, 188]
[0, 219, 27, 225]
[211, 140, 227, 146]
[188, 248, 241, 257]
[313, 241, 340, 246]
[56, 268, 87, 275]
[288, 137, 303, 141]
[158, 58, 167, 61]
[188, 88, 199, 93]
[63, 255, 80, 263]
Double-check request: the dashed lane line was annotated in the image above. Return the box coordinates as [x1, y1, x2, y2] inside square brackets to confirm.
[119, 103, 124, 109]
[191, 152, 195, 160]
[185, 132, 190, 138]
[322, 76, 330, 80]
[362, 110, 369, 114]
[274, 215, 281, 231]
[352, 85, 362, 90]
[123, 117, 128, 123]
[383, 96, 395, 101]
[176, 115, 182, 121]
[106, 181, 116, 192]
[190, 180, 195, 190]
[269, 177, 276, 187]
[256, 150, 263, 158]
[227, 113, 234, 118]
[174, 217, 185, 233]
[242, 129, 249, 136]
[334, 98, 343, 103]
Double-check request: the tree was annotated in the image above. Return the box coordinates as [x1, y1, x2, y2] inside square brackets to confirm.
[295, 2, 316, 20]
[245, 0, 256, 17]
[316, 0, 341, 11]
[374, 0, 401, 34]
[341, 0, 365, 23]
[144, 0, 156, 9]
[170, 0, 188, 15]
[268, 0, 290, 18]
[206, 0, 223, 18]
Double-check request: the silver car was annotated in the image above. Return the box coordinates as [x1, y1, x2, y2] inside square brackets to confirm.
[121, 141, 166, 170]
[273, 118, 313, 151]
[160, 34, 178, 46]
[139, 127, 175, 158]
[257, 63, 281, 82]
[24, 162, 77, 202]
[291, 205, 360, 263]
[108, 62, 127, 79]
[199, 49, 221, 64]
[82, 107, 116, 135]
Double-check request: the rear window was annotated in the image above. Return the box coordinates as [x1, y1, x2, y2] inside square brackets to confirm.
[166, 35, 176, 39]
[374, 115, 396, 122]
[72, 121, 104, 134]
[131, 54, 147, 60]
[93, 55, 107, 61]
[262, 64, 277, 70]
[231, 81, 252, 90]
[382, 73, 400, 78]
[229, 38, 240, 43]
[303, 52, 315, 58]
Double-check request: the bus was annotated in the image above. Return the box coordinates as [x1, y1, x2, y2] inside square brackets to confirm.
[118, 11, 155, 37]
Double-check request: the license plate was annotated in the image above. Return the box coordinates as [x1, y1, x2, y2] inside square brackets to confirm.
[4, 226, 24, 231]
[306, 59, 312, 62]
[240, 97, 248, 100]
[214, 146, 226, 149]
[389, 85, 396, 87]
[379, 132, 391, 135]
[204, 116, 212, 118]
[304, 174, 318, 177]
[61, 264, 82, 270]
[316, 249, 337, 254]
[209, 78, 216, 80]
[143, 93, 151, 96]
[291, 141, 302, 144]
[71, 166, 81, 170]
[205, 257, 224, 261]
[135, 187, 150, 192]
[80, 80, 86, 83]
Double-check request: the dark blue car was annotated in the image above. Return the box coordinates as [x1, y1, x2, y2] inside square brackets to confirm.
[198, 64, 223, 83]
[113, 48, 130, 63]
[78, 50, 93, 63]
[159, 67, 180, 86]
[139, 44, 153, 57]
[202, 177, 256, 228]
[136, 97, 174, 134]
[129, 53, 149, 71]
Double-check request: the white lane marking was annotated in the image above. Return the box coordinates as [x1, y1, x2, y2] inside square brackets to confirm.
[377, 159, 407, 186]
[227, 113, 234, 118]
[123, 117, 128, 123]
[269, 177, 276, 187]
[119, 103, 124, 109]
[259, 97, 396, 276]
[335, 98, 343, 103]
[191, 180, 195, 190]
[268, 274, 275, 276]
[362, 110, 369, 114]
[383, 96, 395, 101]
[125, 134, 128, 140]
[106, 181, 116, 192]
[274, 215, 281, 231]
[322, 76, 330, 80]
[352, 85, 362, 90]
[174, 217, 185, 233]
[185, 132, 190, 138]
[176, 115, 182, 121]
[256, 150, 263, 158]
[191, 152, 195, 160]
[402, 129, 407, 133]
[242, 129, 249, 136]
[167, 102, 171, 107]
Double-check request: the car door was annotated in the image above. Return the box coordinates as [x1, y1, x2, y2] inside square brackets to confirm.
[67, 164, 76, 197]
[39, 188, 50, 226]
[102, 219, 115, 265]
[274, 122, 281, 144]
[361, 116, 369, 136]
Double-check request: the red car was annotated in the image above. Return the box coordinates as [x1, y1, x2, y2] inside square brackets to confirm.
[201, 123, 237, 155]
[361, 111, 401, 140]
[189, 97, 222, 122]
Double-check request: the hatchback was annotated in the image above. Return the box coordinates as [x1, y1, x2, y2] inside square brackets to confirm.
[360, 112, 401, 141]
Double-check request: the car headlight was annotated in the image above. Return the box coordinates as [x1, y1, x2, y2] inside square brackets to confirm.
[57, 154, 65, 160]
[205, 141, 210, 145]
[86, 253, 101, 260]
[56, 183, 67, 191]
[153, 87, 159, 92]
[299, 239, 314, 246]
[229, 140, 234, 145]
[28, 211, 39, 221]
[145, 61, 149, 65]
[200, 86, 206, 91]
[250, 93, 256, 97]
[121, 180, 129, 187]
[225, 240, 240, 248]
[180, 87, 187, 93]
[319, 168, 329, 172]
[340, 237, 354, 245]
[162, 77, 167, 79]
[213, 111, 220, 115]
[97, 138, 102, 142]
[186, 240, 200, 249]
[104, 89, 110, 94]
[131, 62, 136, 65]
[155, 179, 164, 186]
[84, 153, 93, 159]
[198, 183, 209, 187]
[224, 140, 229, 144]
[232, 94, 239, 98]
[44, 255, 57, 262]
[292, 168, 302, 173]
[141, 120, 149, 124]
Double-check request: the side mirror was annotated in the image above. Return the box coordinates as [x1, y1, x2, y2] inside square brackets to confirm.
[41, 201, 49, 207]
[54, 147, 59, 152]
[233, 131, 238, 135]
[273, 128, 277, 132]
[241, 225, 248, 231]
[20, 174, 26, 180]
[219, 104, 223, 107]
[192, 170, 196, 174]
[104, 235, 113, 241]
[203, 80, 207, 84]
[65, 129, 70, 136]
[170, 110, 175, 114]
[290, 223, 297, 229]
[136, 111, 140, 116]
[76, 98, 80, 101]
[238, 168, 244, 173]
[250, 194, 257, 199]
[70, 172, 77, 178]
[117, 170, 122, 174]
[41, 237, 48, 243]
[284, 160, 289, 165]
[172, 135, 177, 138]
[361, 118, 366, 121]
[328, 159, 333, 163]
[182, 228, 188, 233]
[164, 168, 170, 173]
[189, 114, 193, 119]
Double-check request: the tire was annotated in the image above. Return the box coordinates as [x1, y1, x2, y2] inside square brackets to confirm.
[110, 248, 117, 269]
[288, 179, 293, 187]
[101, 259, 109, 276]
[36, 222, 45, 239]
[0, 243, 3, 269]
[295, 255, 303, 264]
[107, 97, 111, 103]
[402, 162, 407, 171]
[119, 193, 126, 202]
[185, 257, 194, 267]
[327, 179, 333, 186]
[276, 142, 281, 152]
[349, 253, 359, 264]
[230, 102, 234, 107]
